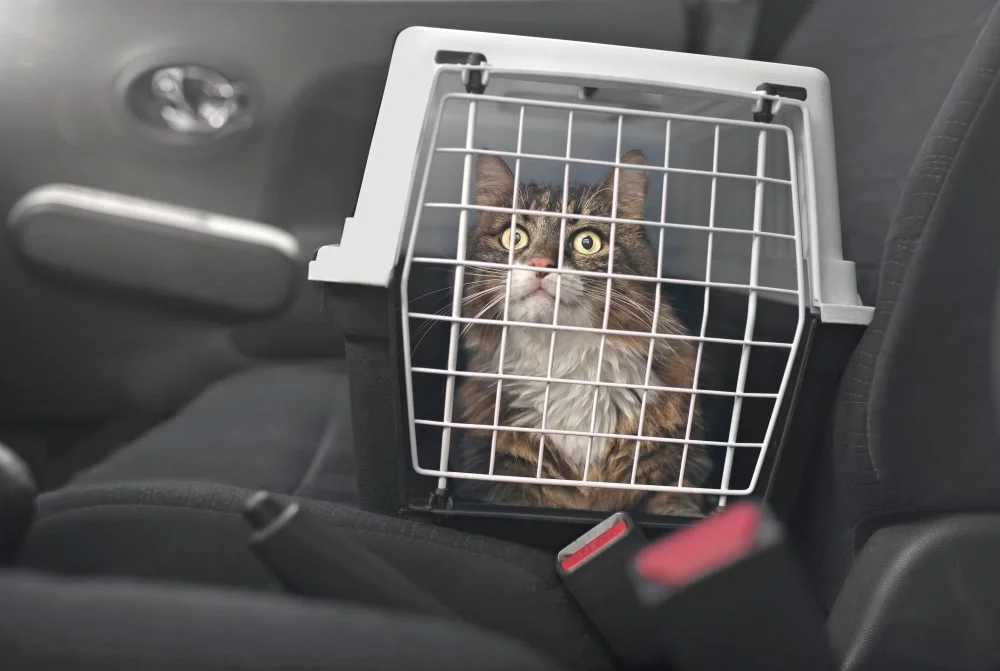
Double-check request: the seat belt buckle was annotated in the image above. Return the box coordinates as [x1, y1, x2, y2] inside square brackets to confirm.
[628, 501, 837, 671]
[556, 512, 660, 668]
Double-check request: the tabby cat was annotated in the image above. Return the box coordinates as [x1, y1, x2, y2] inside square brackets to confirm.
[452, 149, 713, 517]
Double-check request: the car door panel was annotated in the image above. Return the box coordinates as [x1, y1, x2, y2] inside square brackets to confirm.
[0, 0, 690, 421]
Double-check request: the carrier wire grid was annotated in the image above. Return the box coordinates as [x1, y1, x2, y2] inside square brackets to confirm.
[310, 27, 873, 537]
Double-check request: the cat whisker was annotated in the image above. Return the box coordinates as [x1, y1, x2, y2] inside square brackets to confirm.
[410, 286, 507, 354]
[410, 304, 458, 353]
[461, 294, 507, 336]
[471, 293, 508, 321]
[462, 288, 505, 307]
[409, 279, 498, 303]
[573, 282, 686, 354]
[608, 296, 665, 331]
[584, 281, 657, 320]
[410, 294, 500, 345]
[414, 265, 507, 276]
[580, 187, 613, 216]
[610, 293, 691, 355]
[462, 285, 502, 299]
[466, 268, 508, 277]
[612, 295, 658, 323]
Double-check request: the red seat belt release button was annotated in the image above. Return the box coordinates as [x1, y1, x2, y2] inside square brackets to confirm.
[556, 512, 658, 668]
[634, 501, 761, 588]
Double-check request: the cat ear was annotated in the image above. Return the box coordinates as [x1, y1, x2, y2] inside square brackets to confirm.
[474, 153, 515, 206]
[600, 149, 649, 220]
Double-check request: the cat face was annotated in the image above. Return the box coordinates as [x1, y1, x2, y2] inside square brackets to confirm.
[464, 150, 659, 331]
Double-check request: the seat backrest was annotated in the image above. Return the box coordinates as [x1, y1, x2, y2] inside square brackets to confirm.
[778, 0, 1000, 606]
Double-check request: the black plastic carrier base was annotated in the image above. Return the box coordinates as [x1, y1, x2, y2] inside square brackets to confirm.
[322, 267, 863, 552]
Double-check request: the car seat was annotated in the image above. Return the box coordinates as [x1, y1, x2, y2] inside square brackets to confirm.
[0, 568, 562, 671]
[782, 0, 1000, 607]
[16, 1, 1000, 670]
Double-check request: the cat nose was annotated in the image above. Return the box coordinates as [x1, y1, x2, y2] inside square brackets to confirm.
[527, 257, 556, 277]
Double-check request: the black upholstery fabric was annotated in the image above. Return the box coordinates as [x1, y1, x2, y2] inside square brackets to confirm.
[72, 364, 358, 505]
[786, 1, 1000, 607]
[779, 0, 997, 306]
[0, 569, 563, 671]
[826, 515, 1000, 671]
[29, 361, 611, 668]
[31, 3, 1000, 663]
[23, 482, 614, 671]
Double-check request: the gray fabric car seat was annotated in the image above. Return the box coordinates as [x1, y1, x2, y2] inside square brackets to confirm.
[780, 0, 998, 309]
[0, 569, 563, 671]
[68, 362, 360, 506]
[21, 0, 1000, 668]
[53, 0, 994, 519]
[20, 482, 615, 671]
[778, 0, 1000, 607]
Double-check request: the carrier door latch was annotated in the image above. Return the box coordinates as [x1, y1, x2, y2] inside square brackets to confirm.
[434, 50, 489, 94]
[752, 82, 807, 123]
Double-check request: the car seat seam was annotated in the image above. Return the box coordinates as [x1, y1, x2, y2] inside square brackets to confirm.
[32, 502, 559, 584]
[292, 410, 342, 498]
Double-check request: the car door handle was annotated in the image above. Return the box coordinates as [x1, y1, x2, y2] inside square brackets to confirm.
[148, 65, 249, 135]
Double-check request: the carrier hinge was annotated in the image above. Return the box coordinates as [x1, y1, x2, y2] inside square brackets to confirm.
[434, 50, 489, 94]
[462, 53, 488, 94]
[428, 487, 454, 511]
[752, 83, 807, 123]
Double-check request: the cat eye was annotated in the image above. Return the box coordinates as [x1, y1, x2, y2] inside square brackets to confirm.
[500, 225, 529, 251]
[571, 230, 603, 255]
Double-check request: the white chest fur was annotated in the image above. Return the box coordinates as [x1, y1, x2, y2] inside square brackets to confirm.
[498, 327, 655, 471]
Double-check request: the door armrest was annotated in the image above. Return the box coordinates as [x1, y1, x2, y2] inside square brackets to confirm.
[8, 184, 299, 320]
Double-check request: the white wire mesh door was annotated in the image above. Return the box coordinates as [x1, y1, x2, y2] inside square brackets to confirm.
[401, 71, 806, 517]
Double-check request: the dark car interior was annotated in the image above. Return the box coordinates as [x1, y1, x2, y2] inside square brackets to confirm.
[3, 0, 1000, 669]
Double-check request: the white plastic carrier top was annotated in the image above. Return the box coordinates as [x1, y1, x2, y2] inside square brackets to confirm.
[309, 25, 873, 327]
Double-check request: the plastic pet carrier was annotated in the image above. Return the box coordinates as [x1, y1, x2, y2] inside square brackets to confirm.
[311, 27, 873, 547]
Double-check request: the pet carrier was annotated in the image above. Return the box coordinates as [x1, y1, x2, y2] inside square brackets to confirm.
[311, 27, 873, 547]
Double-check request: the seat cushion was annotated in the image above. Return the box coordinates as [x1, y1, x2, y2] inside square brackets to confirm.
[2, 569, 563, 671]
[33, 366, 612, 667]
[23, 482, 615, 671]
[71, 363, 358, 505]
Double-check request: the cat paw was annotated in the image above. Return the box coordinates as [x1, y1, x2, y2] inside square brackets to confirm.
[643, 493, 707, 518]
